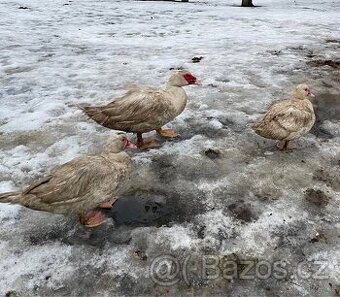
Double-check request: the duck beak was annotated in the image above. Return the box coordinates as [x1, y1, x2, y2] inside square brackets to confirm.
[125, 139, 137, 149]
[308, 91, 315, 97]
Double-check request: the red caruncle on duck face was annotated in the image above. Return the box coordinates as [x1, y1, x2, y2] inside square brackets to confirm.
[121, 136, 137, 149]
[183, 73, 198, 85]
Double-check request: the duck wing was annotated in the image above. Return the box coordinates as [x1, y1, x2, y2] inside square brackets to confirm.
[83, 88, 176, 131]
[22, 156, 118, 210]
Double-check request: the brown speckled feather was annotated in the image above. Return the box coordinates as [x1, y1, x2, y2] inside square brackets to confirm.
[84, 89, 177, 133]
[82, 71, 194, 134]
[0, 138, 131, 216]
[253, 98, 315, 141]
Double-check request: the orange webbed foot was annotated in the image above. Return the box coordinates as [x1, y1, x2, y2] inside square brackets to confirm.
[137, 139, 160, 149]
[156, 128, 179, 138]
[99, 197, 117, 209]
[79, 211, 106, 227]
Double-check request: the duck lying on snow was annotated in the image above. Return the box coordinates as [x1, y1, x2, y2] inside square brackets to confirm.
[0, 134, 136, 227]
[252, 84, 316, 150]
[82, 70, 200, 149]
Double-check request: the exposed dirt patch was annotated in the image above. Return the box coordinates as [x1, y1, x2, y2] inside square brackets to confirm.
[325, 38, 340, 44]
[4, 66, 34, 74]
[335, 284, 340, 296]
[304, 188, 331, 207]
[192, 56, 204, 63]
[5, 291, 20, 297]
[310, 232, 327, 244]
[195, 224, 206, 239]
[204, 148, 221, 159]
[313, 168, 340, 191]
[307, 59, 340, 68]
[28, 224, 70, 246]
[227, 201, 257, 223]
[310, 93, 340, 139]
[254, 187, 282, 201]
[272, 220, 308, 249]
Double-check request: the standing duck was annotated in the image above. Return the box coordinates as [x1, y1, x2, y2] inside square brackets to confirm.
[252, 84, 316, 150]
[0, 134, 136, 227]
[82, 70, 200, 148]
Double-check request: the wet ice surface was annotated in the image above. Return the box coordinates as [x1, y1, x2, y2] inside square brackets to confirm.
[0, 0, 340, 295]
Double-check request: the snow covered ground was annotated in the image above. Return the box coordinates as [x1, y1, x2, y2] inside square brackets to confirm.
[0, 0, 339, 295]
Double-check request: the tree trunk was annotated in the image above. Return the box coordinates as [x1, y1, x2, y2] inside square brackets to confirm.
[242, 0, 254, 7]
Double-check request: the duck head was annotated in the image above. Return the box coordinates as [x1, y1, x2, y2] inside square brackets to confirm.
[104, 134, 137, 153]
[292, 83, 315, 100]
[167, 70, 201, 87]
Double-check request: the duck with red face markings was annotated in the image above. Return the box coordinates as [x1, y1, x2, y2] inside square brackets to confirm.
[82, 70, 201, 149]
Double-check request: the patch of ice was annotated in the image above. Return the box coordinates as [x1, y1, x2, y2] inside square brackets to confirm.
[153, 225, 197, 251]
[0, 204, 21, 221]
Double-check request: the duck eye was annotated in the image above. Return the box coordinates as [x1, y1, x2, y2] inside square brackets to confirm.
[304, 88, 308, 91]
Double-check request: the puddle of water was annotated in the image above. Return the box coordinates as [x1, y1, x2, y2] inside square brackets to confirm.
[103, 187, 206, 228]
[104, 195, 173, 227]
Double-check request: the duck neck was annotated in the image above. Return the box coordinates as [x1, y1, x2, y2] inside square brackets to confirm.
[165, 84, 188, 114]
[102, 151, 129, 164]
[290, 96, 314, 111]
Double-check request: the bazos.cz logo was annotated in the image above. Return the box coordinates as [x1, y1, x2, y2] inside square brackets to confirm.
[149, 254, 332, 286]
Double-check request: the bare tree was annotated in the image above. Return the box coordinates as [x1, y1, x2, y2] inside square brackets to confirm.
[242, 0, 254, 6]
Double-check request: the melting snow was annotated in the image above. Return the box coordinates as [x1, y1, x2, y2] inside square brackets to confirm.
[0, 0, 339, 296]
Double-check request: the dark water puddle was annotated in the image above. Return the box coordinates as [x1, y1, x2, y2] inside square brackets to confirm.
[25, 194, 180, 247]
[310, 93, 340, 139]
[103, 195, 174, 227]
[26, 194, 177, 247]
[103, 188, 206, 227]
[23, 185, 222, 248]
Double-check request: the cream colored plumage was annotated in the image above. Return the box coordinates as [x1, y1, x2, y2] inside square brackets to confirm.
[252, 84, 316, 150]
[82, 70, 200, 148]
[0, 134, 135, 226]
